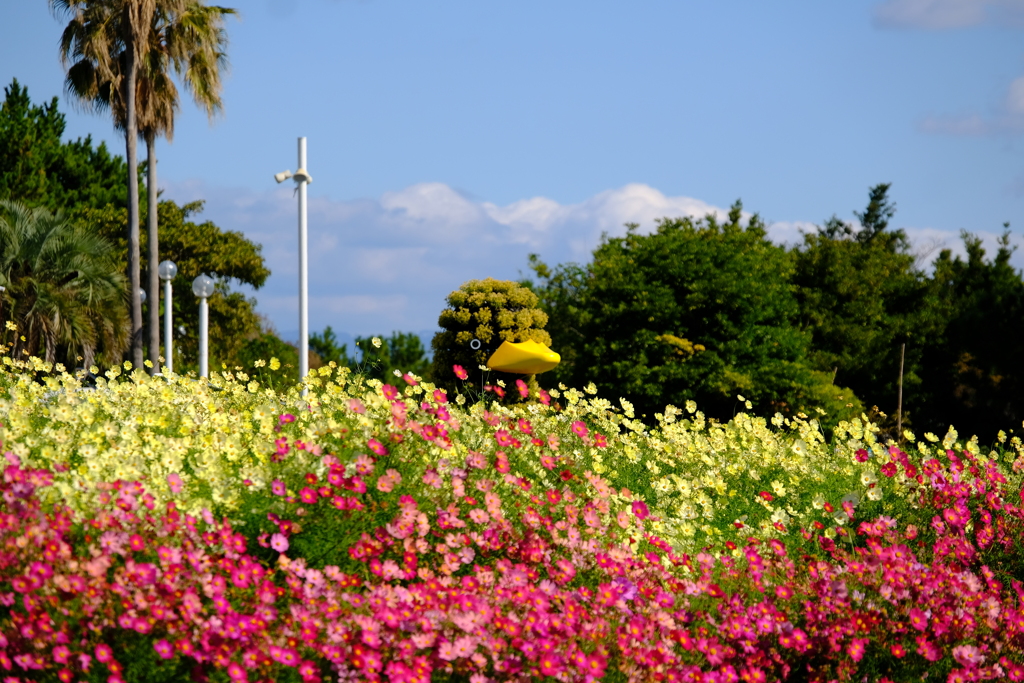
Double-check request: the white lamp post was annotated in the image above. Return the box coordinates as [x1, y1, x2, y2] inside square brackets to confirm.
[275, 137, 313, 384]
[158, 260, 177, 373]
[192, 274, 215, 378]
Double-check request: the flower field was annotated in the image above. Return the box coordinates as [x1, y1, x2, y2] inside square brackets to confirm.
[2, 357, 1024, 682]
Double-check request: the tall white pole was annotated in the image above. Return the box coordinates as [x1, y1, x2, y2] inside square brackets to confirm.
[198, 297, 208, 378]
[164, 279, 173, 373]
[297, 137, 309, 384]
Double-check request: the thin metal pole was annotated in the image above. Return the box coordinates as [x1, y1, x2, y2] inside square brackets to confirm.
[897, 342, 905, 439]
[199, 297, 209, 378]
[164, 279, 173, 373]
[297, 136, 309, 383]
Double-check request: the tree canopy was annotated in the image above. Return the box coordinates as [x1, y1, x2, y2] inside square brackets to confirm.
[531, 203, 862, 423]
[0, 79, 127, 212]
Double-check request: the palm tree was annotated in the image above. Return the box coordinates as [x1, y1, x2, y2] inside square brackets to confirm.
[52, 1, 235, 372]
[51, 0, 166, 369]
[0, 200, 129, 366]
[102, 3, 236, 372]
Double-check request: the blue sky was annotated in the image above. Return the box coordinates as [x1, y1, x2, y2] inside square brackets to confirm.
[3, 0, 1024, 343]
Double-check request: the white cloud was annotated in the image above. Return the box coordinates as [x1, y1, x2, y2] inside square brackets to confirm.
[918, 75, 1024, 136]
[1006, 76, 1024, 114]
[873, 0, 1024, 29]
[159, 180, 1024, 340]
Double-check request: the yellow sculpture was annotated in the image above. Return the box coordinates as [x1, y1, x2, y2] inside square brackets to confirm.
[486, 340, 561, 374]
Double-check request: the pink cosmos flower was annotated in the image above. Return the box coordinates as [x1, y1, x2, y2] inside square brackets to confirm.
[453, 364, 468, 380]
[271, 479, 286, 496]
[152, 640, 172, 660]
[382, 385, 399, 401]
[270, 533, 289, 553]
[631, 500, 650, 520]
[299, 487, 318, 504]
[227, 662, 246, 681]
[166, 473, 183, 494]
[539, 652, 563, 677]
[516, 379, 529, 398]
[347, 398, 366, 414]
[94, 644, 113, 663]
[403, 373, 418, 386]
[571, 420, 588, 438]
[368, 438, 387, 456]
[847, 637, 868, 662]
[279, 413, 296, 424]
[469, 508, 490, 524]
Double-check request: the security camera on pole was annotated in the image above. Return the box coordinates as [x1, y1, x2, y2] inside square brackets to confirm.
[274, 137, 313, 385]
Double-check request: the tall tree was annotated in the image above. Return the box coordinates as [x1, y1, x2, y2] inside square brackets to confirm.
[531, 203, 861, 423]
[918, 229, 1024, 438]
[0, 78, 127, 212]
[138, 3, 235, 372]
[791, 184, 935, 430]
[51, 0, 166, 368]
[53, 1, 235, 371]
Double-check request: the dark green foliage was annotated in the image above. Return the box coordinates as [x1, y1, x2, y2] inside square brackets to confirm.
[0, 79, 128, 212]
[792, 184, 935, 426]
[917, 229, 1024, 438]
[431, 278, 551, 396]
[354, 332, 431, 384]
[0, 201, 128, 367]
[238, 331, 300, 388]
[532, 203, 863, 423]
[309, 326, 355, 367]
[76, 199, 268, 372]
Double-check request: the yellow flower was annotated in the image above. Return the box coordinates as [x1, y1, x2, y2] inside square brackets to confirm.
[269, 357, 281, 371]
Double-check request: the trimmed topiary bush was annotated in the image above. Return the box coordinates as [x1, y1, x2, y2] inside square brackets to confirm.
[430, 277, 552, 396]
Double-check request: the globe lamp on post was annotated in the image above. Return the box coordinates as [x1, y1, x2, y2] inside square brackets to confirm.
[192, 274, 215, 378]
[158, 260, 177, 373]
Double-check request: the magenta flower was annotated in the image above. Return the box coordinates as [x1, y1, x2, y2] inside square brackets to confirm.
[847, 637, 868, 662]
[516, 379, 529, 398]
[299, 487, 318, 504]
[152, 640, 173, 660]
[453, 364, 468, 380]
[368, 438, 387, 456]
[381, 385, 399, 401]
[279, 413, 295, 424]
[631, 500, 650, 520]
[539, 653, 564, 676]
[271, 479, 286, 496]
[94, 644, 112, 663]
[571, 420, 588, 438]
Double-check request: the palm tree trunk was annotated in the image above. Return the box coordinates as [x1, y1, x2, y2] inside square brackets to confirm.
[146, 131, 160, 373]
[125, 27, 144, 370]
[45, 329, 56, 365]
